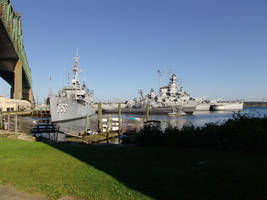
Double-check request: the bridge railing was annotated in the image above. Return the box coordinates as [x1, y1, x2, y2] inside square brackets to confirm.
[0, 0, 32, 88]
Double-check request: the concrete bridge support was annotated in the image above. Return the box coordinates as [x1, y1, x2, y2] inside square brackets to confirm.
[8, 60, 34, 104]
[13, 60, 22, 100]
[23, 88, 34, 104]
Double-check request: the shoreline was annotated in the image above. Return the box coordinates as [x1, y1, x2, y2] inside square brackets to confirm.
[244, 102, 267, 107]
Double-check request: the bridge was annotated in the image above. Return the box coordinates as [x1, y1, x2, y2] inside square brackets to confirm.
[0, 0, 34, 103]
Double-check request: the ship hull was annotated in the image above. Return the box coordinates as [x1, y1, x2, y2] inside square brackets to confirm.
[210, 104, 225, 111]
[223, 102, 244, 110]
[210, 102, 243, 111]
[50, 97, 96, 122]
[195, 103, 211, 111]
[103, 105, 196, 115]
[210, 102, 244, 111]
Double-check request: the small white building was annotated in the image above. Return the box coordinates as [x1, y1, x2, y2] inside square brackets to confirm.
[0, 95, 31, 112]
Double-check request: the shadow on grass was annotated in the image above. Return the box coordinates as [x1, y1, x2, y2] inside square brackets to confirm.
[45, 142, 180, 199]
[33, 114, 267, 199]
[43, 141, 267, 200]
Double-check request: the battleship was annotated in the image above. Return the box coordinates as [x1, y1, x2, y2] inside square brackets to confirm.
[123, 74, 197, 114]
[124, 73, 243, 113]
[50, 50, 96, 122]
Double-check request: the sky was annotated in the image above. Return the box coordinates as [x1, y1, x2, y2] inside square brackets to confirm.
[0, 0, 266, 103]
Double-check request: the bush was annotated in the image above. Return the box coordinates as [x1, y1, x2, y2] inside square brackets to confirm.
[135, 125, 164, 146]
[133, 113, 267, 152]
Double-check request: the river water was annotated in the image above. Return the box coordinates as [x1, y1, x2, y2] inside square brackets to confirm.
[18, 107, 267, 135]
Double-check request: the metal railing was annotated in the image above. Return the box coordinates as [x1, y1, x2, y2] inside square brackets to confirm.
[2, 114, 18, 132]
[1, 113, 33, 133]
[59, 124, 83, 136]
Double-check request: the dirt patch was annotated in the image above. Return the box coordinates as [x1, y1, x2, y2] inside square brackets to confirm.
[0, 185, 79, 200]
[0, 131, 36, 141]
[0, 185, 46, 200]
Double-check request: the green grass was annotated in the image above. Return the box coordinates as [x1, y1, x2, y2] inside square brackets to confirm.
[0, 137, 267, 200]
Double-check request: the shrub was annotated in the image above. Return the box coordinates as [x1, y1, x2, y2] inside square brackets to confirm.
[133, 113, 267, 152]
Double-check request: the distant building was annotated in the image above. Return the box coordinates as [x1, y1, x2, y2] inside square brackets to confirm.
[0, 95, 31, 112]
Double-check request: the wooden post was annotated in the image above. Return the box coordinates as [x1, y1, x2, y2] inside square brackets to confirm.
[15, 115, 17, 132]
[84, 114, 89, 136]
[89, 118, 93, 132]
[19, 114, 22, 130]
[118, 103, 121, 134]
[118, 103, 121, 144]
[98, 102, 103, 134]
[107, 114, 111, 142]
[146, 104, 150, 121]
[7, 114, 10, 131]
[0, 109, 2, 129]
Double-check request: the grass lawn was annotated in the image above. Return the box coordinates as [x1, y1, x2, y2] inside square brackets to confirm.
[0, 137, 267, 200]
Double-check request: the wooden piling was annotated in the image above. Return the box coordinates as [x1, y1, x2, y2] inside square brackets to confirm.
[84, 114, 89, 136]
[7, 114, 10, 131]
[107, 114, 111, 140]
[98, 102, 103, 134]
[146, 104, 150, 121]
[0, 109, 2, 129]
[15, 115, 17, 132]
[118, 103, 121, 143]
[118, 103, 121, 134]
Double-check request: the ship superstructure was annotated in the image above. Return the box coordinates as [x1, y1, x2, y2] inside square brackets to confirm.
[125, 74, 196, 113]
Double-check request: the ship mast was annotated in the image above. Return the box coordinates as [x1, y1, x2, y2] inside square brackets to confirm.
[157, 69, 164, 89]
[73, 49, 79, 85]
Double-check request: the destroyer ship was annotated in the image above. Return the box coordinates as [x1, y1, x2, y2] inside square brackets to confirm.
[50, 50, 96, 122]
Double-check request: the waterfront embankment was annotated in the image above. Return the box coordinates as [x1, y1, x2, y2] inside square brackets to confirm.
[244, 101, 267, 107]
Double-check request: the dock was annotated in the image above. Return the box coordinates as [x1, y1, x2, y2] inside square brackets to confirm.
[31, 106, 51, 118]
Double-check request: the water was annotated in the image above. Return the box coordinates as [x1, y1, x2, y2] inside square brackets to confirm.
[58, 107, 267, 131]
[18, 107, 267, 135]
[158, 107, 267, 129]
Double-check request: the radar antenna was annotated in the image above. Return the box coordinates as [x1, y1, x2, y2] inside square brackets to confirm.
[157, 69, 164, 89]
[49, 76, 53, 98]
[138, 89, 144, 99]
[177, 79, 182, 89]
[167, 68, 173, 77]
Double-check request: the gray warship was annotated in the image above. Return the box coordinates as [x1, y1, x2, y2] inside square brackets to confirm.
[124, 73, 243, 113]
[50, 50, 96, 122]
[124, 74, 197, 114]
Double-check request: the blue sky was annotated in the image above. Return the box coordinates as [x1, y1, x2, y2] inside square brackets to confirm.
[1, 0, 266, 102]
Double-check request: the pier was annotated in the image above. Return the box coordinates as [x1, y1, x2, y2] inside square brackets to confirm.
[31, 108, 50, 118]
[50, 103, 149, 144]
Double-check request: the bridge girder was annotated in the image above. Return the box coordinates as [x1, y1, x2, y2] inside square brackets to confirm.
[0, 0, 34, 103]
